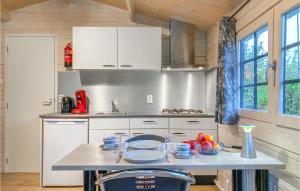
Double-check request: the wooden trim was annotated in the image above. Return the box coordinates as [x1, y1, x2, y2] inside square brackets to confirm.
[1, 8, 11, 21]
[125, 0, 135, 21]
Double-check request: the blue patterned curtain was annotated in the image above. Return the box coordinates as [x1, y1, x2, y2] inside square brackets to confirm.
[215, 17, 239, 125]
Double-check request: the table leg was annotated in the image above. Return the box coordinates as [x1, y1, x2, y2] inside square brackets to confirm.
[256, 170, 269, 191]
[84, 171, 96, 191]
[232, 170, 269, 191]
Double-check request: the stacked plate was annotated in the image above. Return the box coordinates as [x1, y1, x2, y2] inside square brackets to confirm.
[124, 140, 166, 163]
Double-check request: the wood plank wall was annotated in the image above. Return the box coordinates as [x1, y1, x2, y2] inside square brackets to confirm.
[0, 0, 207, 172]
[207, 0, 300, 190]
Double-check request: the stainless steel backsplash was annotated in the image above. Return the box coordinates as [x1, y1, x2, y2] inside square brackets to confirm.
[58, 70, 215, 113]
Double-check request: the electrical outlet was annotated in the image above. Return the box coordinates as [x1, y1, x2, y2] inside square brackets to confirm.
[58, 94, 64, 103]
[147, 95, 153, 104]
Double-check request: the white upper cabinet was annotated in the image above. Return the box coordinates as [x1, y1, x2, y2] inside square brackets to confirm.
[118, 27, 162, 70]
[73, 27, 118, 70]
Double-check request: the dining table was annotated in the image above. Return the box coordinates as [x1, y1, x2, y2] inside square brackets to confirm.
[52, 144, 285, 191]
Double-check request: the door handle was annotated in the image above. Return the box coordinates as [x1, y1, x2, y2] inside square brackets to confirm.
[42, 98, 52, 106]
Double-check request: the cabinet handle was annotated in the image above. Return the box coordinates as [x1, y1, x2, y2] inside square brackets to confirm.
[143, 120, 157, 124]
[114, 133, 128, 136]
[187, 120, 200, 124]
[172, 132, 186, 136]
[102, 65, 115, 67]
[120, 65, 133, 68]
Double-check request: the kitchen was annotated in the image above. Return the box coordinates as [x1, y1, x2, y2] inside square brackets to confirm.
[1, 0, 299, 191]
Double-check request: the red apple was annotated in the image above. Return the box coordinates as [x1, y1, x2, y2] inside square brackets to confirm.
[197, 134, 206, 143]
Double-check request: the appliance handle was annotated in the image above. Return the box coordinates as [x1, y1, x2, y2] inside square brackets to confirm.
[43, 120, 88, 125]
[120, 65, 133, 68]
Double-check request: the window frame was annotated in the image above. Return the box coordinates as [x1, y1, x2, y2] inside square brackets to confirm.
[237, 9, 274, 122]
[239, 25, 269, 111]
[273, 0, 299, 128]
[280, 6, 300, 116]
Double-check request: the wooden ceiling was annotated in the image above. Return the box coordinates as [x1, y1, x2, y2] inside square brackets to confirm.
[2, 0, 240, 31]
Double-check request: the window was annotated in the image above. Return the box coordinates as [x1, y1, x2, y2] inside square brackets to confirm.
[239, 26, 269, 111]
[281, 6, 300, 116]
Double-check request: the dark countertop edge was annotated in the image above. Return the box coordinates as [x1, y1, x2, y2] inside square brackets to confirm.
[40, 113, 215, 119]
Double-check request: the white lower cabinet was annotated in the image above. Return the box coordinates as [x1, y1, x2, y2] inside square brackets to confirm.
[130, 129, 169, 137]
[89, 129, 129, 144]
[42, 119, 88, 186]
[169, 118, 218, 176]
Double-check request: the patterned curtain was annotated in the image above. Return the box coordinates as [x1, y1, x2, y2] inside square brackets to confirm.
[215, 17, 239, 125]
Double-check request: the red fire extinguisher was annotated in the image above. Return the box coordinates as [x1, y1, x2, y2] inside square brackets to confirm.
[64, 42, 72, 67]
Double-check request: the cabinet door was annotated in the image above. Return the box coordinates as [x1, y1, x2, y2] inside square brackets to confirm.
[89, 129, 129, 144]
[130, 118, 168, 129]
[89, 118, 130, 130]
[170, 129, 217, 176]
[73, 27, 117, 69]
[118, 27, 161, 70]
[169, 129, 217, 143]
[169, 118, 217, 130]
[130, 129, 169, 138]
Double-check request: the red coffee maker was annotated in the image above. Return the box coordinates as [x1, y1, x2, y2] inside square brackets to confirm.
[71, 90, 88, 114]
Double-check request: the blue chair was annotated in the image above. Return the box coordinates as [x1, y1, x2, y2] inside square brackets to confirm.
[97, 169, 196, 191]
[125, 134, 166, 143]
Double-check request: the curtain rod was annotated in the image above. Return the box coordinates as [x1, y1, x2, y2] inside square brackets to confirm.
[229, 0, 251, 20]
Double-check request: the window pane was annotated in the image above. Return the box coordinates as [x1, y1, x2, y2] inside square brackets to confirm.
[242, 35, 254, 61]
[257, 56, 268, 83]
[284, 82, 300, 115]
[244, 62, 254, 85]
[257, 85, 268, 111]
[285, 11, 298, 46]
[257, 27, 268, 56]
[284, 46, 300, 81]
[243, 86, 254, 109]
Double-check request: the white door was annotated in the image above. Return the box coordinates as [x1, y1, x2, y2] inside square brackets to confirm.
[118, 27, 161, 70]
[5, 36, 55, 172]
[73, 27, 118, 69]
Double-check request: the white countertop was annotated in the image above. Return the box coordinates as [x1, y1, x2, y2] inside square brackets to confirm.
[53, 144, 285, 171]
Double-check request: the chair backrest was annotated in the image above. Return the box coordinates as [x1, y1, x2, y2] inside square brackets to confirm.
[125, 134, 166, 143]
[98, 169, 195, 191]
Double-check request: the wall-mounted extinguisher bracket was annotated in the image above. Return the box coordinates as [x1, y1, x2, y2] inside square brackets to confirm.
[64, 42, 72, 68]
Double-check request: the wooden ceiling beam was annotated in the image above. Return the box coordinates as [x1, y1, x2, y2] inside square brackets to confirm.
[1, 7, 11, 21]
[125, 0, 135, 21]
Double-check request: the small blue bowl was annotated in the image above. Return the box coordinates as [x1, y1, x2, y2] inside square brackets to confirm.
[103, 136, 117, 145]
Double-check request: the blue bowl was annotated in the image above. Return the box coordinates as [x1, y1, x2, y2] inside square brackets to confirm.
[103, 136, 117, 145]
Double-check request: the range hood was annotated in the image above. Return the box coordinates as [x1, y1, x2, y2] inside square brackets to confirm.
[162, 19, 205, 71]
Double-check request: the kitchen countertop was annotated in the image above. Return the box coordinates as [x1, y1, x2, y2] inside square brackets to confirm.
[40, 112, 215, 118]
[53, 144, 285, 171]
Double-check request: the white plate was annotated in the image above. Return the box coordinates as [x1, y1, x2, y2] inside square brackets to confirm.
[128, 140, 162, 150]
[124, 150, 165, 163]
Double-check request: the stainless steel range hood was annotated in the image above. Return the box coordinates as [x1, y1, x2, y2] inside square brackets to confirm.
[162, 19, 205, 71]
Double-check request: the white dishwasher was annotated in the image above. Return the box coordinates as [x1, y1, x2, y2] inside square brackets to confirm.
[42, 118, 88, 187]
